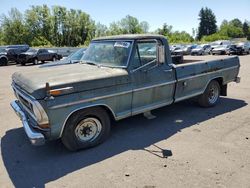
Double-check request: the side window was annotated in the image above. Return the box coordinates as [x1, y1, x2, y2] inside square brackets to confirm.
[131, 40, 157, 69]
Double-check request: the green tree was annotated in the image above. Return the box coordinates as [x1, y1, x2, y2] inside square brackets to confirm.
[197, 7, 217, 40]
[157, 23, 173, 37]
[108, 15, 149, 35]
[0, 29, 4, 45]
[243, 21, 249, 37]
[1, 8, 29, 44]
[120, 15, 143, 34]
[140, 21, 149, 33]
[95, 22, 108, 37]
[230, 18, 243, 28]
[25, 5, 53, 45]
[109, 22, 123, 35]
[219, 19, 244, 38]
[201, 33, 229, 42]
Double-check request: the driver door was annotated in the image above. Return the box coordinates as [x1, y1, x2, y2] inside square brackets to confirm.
[130, 39, 176, 115]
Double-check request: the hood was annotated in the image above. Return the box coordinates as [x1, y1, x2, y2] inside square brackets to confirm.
[39, 58, 71, 68]
[174, 49, 184, 53]
[0, 52, 7, 56]
[20, 51, 37, 56]
[192, 48, 202, 52]
[12, 63, 129, 99]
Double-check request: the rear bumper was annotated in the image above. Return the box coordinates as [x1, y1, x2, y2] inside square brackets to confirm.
[10, 100, 45, 146]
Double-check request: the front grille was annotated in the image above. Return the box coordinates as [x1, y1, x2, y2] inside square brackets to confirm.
[13, 85, 34, 115]
[18, 94, 33, 113]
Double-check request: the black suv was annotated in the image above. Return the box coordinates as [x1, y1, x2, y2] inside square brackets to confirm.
[0, 45, 29, 66]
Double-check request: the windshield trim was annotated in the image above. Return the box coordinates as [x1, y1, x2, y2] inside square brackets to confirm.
[86, 39, 134, 69]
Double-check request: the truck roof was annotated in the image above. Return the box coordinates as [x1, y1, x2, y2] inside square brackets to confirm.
[93, 34, 166, 41]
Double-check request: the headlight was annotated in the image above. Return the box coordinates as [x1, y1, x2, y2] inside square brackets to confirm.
[32, 101, 49, 128]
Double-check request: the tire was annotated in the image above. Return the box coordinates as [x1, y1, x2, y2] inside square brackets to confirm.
[21, 62, 26, 66]
[198, 80, 220, 107]
[33, 58, 38, 65]
[62, 107, 111, 151]
[0, 58, 8, 66]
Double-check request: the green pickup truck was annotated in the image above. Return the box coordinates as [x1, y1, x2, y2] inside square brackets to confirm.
[11, 34, 240, 151]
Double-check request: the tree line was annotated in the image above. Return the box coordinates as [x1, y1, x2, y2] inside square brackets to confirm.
[0, 5, 249, 47]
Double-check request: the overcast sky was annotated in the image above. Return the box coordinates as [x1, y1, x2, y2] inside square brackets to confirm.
[1, 0, 250, 34]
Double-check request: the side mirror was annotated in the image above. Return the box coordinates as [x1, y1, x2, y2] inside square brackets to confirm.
[157, 45, 165, 64]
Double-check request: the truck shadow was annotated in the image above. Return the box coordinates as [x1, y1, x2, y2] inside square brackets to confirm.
[1, 97, 247, 188]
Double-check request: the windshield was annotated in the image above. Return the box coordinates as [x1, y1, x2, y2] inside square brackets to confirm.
[195, 45, 203, 49]
[81, 41, 132, 67]
[27, 48, 38, 53]
[69, 48, 86, 61]
[0, 48, 6, 53]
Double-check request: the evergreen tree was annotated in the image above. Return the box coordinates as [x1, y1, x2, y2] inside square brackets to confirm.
[197, 7, 217, 40]
[243, 21, 249, 37]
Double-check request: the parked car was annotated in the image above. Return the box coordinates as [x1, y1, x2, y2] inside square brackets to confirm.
[11, 34, 240, 151]
[226, 45, 244, 55]
[191, 44, 211, 55]
[170, 45, 182, 54]
[172, 45, 193, 55]
[40, 48, 87, 67]
[210, 40, 232, 50]
[211, 45, 230, 55]
[0, 45, 29, 66]
[171, 46, 183, 55]
[19, 48, 63, 65]
[236, 42, 250, 54]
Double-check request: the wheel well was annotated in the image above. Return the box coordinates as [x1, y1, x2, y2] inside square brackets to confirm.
[0, 56, 8, 65]
[0, 56, 8, 62]
[61, 105, 115, 136]
[213, 77, 227, 96]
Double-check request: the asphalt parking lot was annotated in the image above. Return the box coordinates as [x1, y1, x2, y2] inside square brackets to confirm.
[0, 55, 250, 188]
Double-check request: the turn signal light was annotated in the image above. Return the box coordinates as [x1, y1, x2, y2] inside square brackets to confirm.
[38, 124, 50, 129]
[49, 90, 62, 96]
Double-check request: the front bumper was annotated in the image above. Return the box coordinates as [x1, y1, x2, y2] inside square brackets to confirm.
[235, 76, 241, 83]
[10, 100, 45, 146]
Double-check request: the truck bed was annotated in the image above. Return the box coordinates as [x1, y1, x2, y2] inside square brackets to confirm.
[182, 55, 237, 65]
[173, 55, 240, 102]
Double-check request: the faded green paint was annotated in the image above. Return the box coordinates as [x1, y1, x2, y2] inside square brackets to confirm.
[11, 34, 240, 141]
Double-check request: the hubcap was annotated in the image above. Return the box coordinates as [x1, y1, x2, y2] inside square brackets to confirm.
[208, 84, 219, 104]
[75, 117, 102, 142]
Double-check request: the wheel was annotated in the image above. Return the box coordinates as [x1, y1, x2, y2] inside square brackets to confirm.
[198, 80, 220, 107]
[62, 107, 111, 151]
[33, 58, 38, 65]
[21, 62, 26, 66]
[0, 58, 8, 66]
[52, 56, 56, 62]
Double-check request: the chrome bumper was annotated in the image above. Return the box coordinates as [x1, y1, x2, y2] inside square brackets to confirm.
[10, 100, 45, 146]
